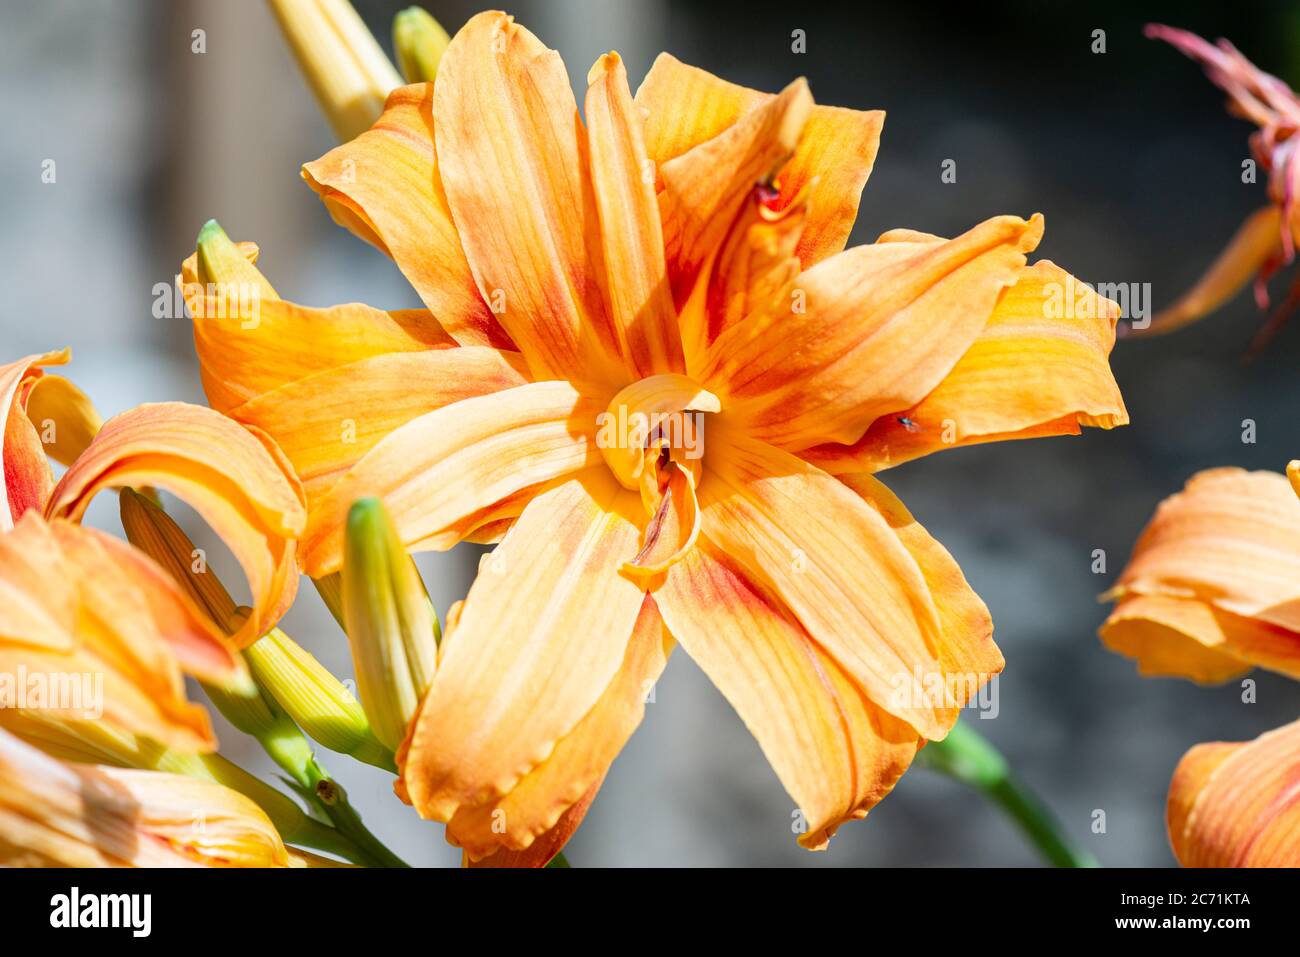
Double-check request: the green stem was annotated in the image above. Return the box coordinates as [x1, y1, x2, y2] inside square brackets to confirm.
[192, 752, 354, 858]
[916, 720, 1098, 868]
[204, 672, 409, 868]
[298, 758, 410, 868]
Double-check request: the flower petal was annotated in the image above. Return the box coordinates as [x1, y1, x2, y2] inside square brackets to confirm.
[1108, 467, 1300, 633]
[701, 432, 953, 739]
[1137, 206, 1284, 337]
[656, 542, 920, 849]
[401, 472, 647, 823]
[1, 351, 67, 529]
[198, 301, 454, 416]
[0, 728, 289, 867]
[53, 520, 243, 686]
[1098, 594, 1292, 683]
[804, 260, 1128, 473]
[624, 459, 700, 578]
[181, 236, 456, 414]
[1168, 718, 1300, 867]
[445, 596, 671, 860]
[636, 53, 884, 267]
[432, 12, 618, 385]
[0, 515, 238, 752]
[464, 780, 602, 868]
[46, 403, 306, 649]
[685, 187, 807, 360]
[838, 472, 1004, 685]
[23, 372, 101, 467]
[657, 77, 812, 309]
[637, 53, 759, 164]
[230, 346, 528, 507]
[702, 215, 1044, 451]
[301, 381, 604, 576]
[1167, 740, 1236, 867]
[585, 52, 682, 377]
[301, 84, 512, 350]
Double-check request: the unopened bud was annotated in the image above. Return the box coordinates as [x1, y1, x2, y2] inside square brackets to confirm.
[119, 487, 237, 626]
[393, 7, 450, 83]
[244, 626, 394, 771]
[341, 497, 438, 751]
[268, 0, 403, 142]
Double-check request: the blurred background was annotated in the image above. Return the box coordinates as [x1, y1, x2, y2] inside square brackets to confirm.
[4, 0, 1300, 866]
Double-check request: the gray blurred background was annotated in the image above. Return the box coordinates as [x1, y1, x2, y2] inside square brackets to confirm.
[4, 0, 1299, 866]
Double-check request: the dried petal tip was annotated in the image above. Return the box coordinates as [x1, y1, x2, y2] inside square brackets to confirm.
[268, 0, 403, 142]
[342, 497, 439, 751]
[393, 7, 450, 83]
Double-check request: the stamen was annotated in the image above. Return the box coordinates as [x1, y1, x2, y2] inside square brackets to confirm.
[630, 482, 673, 567]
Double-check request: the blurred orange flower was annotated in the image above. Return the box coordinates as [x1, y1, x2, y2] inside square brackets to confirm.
[1100, 467, 1300, 683]
[0, 727, 295, 868]
[1104, 461, 1300, 867]
[1144, 24, 1300, 352]
[1168, 718, 1300, 867]
[0, 351, 314, 866]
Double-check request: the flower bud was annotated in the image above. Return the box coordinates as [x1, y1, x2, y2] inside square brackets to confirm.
[244, 625, 394, 771]
[393, 7, 450, 83]
[194, 218, 278, 300]
[119, 492, 393, 776]
[342, 497, 438, 751]
[119, 487, 237, 626]
[268, 0, 403, 142]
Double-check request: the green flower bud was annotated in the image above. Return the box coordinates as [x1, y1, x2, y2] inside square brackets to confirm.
[341, 497, 439, 751]
[244, 627, 395, 771]
[393, 7, 450, 83]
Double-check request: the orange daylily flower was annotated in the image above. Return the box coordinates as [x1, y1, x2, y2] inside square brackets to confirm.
[189, 11, 1126, 862]
[0, 350, 306, 749]
[1143, 25, 1300, 351]
[0, 351, 308, 651]
[1100, 467, 1300, 683]
[0, 350, 320, 865]
[1167, 717, 1300, 867]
